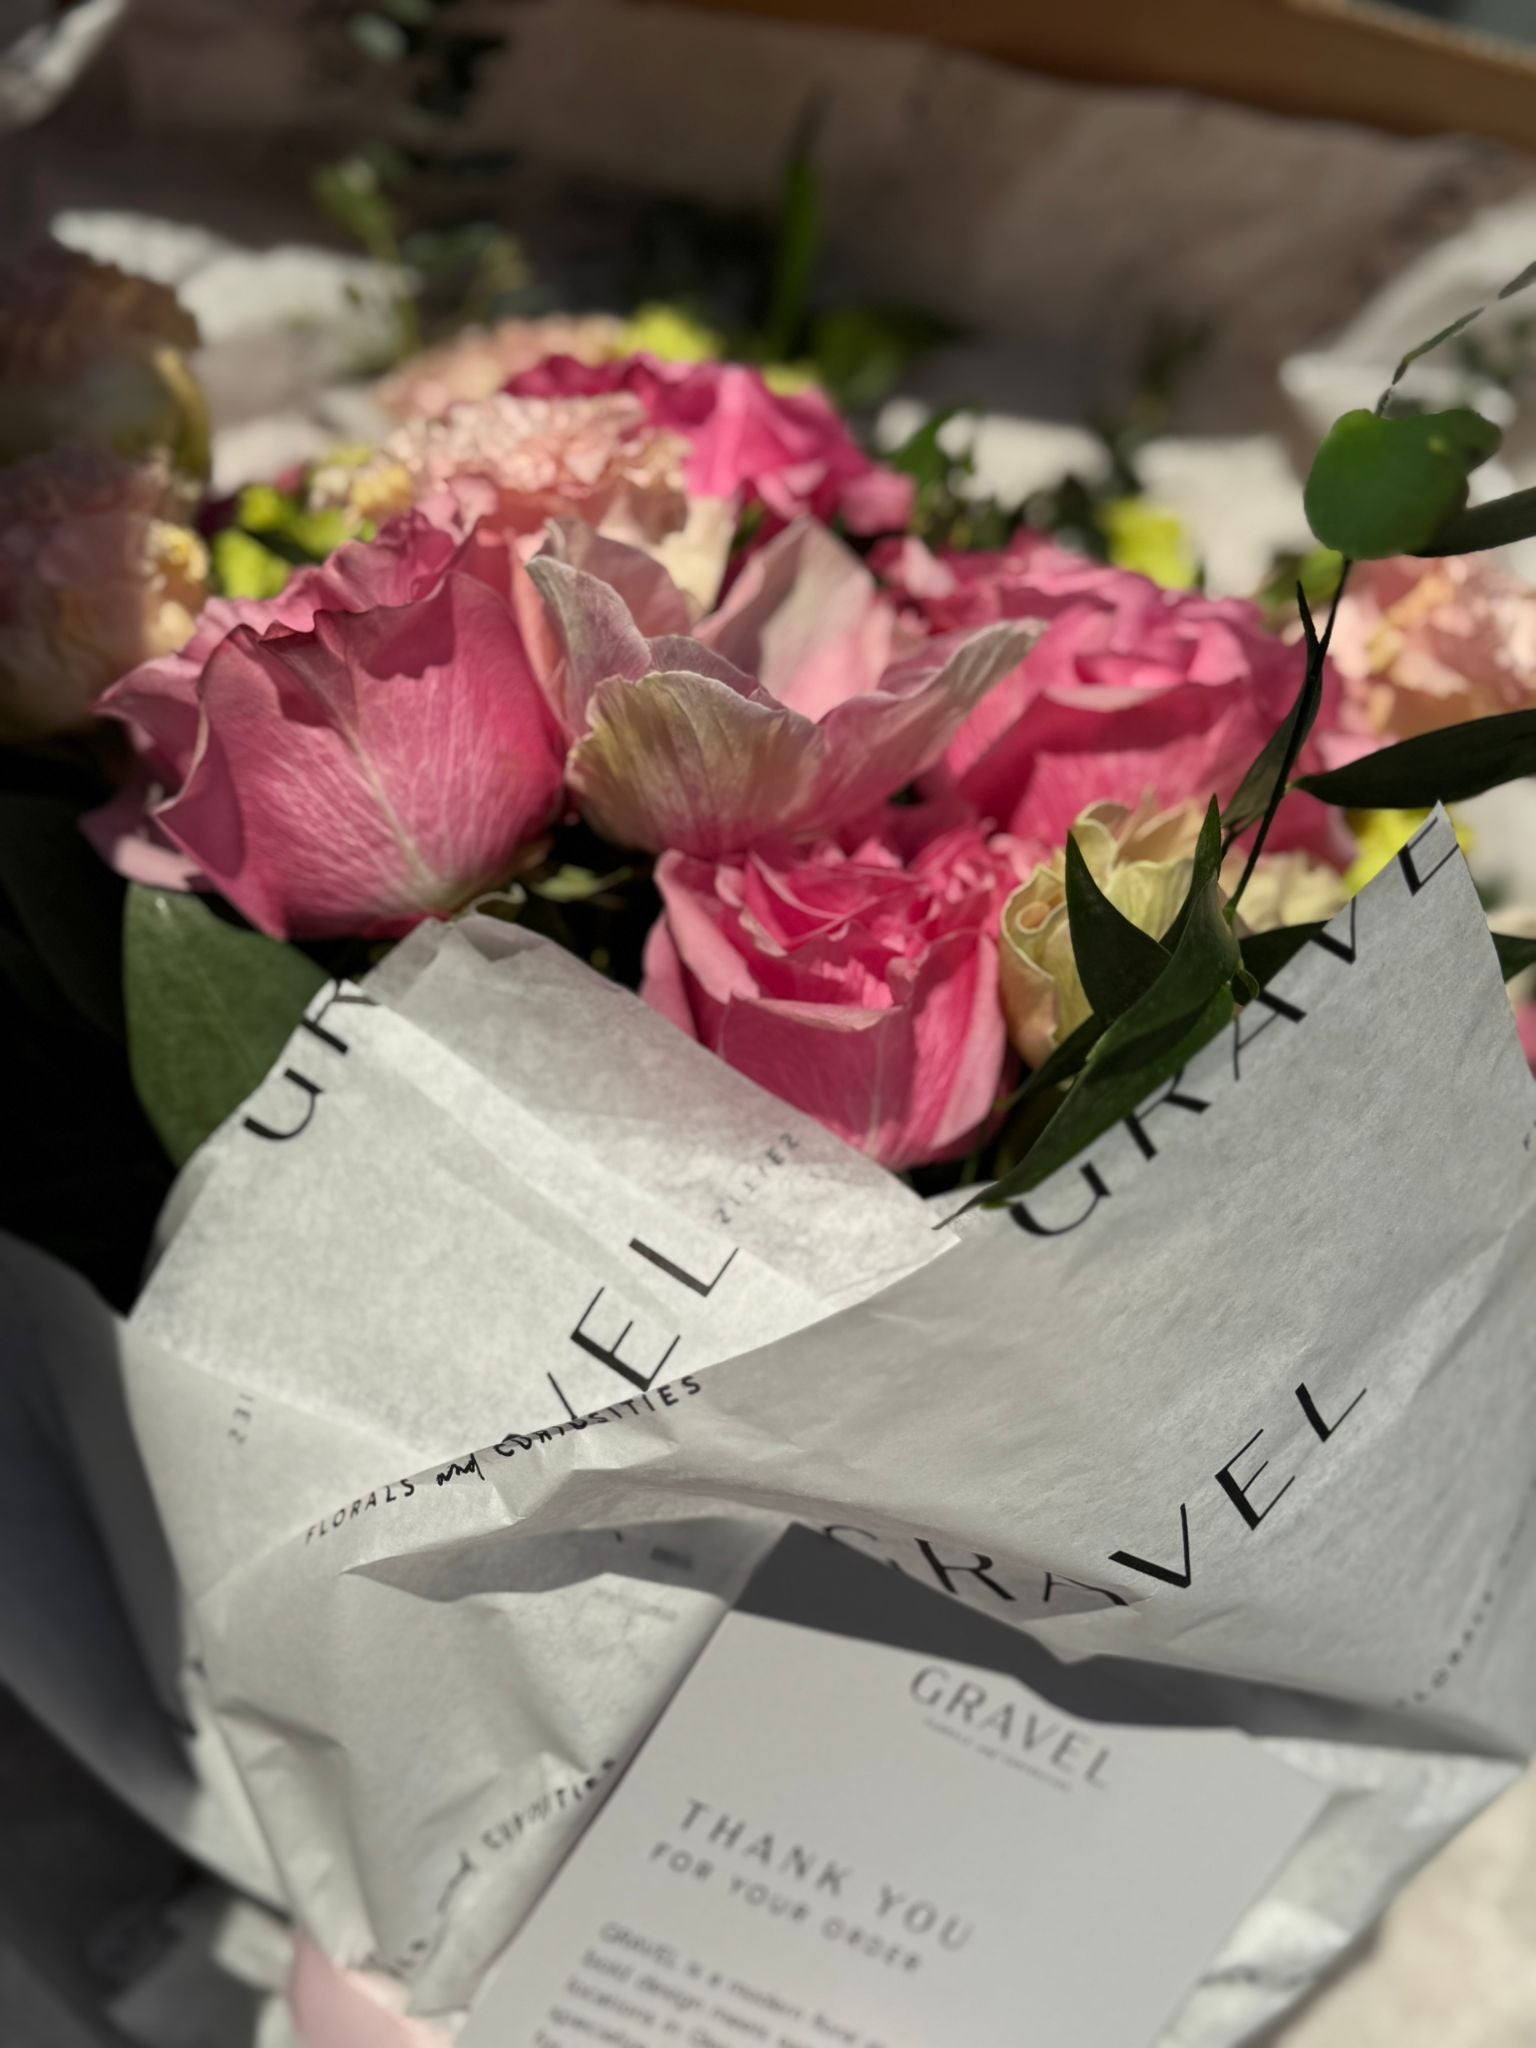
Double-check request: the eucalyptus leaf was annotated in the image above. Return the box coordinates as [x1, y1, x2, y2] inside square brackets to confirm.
[1296, 708, 1536, 809]
[1304, 407, 1501, 559]
[124, 887, 327, 1165]
[1063, 832, 1170, 1023]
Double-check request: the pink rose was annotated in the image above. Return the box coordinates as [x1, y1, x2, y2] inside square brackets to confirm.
[1329, 554, 1536, 744]
[506, 353, 914, 535]
[0, 448, 208, 742]
[530, 518, 1035, 858]
[879, 535, 1347, 860]
[91, 514, 565, 939]
[643, 812, 1027, 1170]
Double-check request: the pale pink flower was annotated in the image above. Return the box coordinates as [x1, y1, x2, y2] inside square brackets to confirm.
[0, 240, 207, 472]
[0, 449, 207, 742]
[92, 514, 565, 939]
[643, 812, 1029, 1169]
[529, 518, 1036, 858]
[1329, 554, 1536, 743]
[375, 314, 626, 422]
[310, 393, 732, 612]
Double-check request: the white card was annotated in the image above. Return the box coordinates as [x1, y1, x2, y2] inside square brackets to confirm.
[462, 1531, 1329, 2048]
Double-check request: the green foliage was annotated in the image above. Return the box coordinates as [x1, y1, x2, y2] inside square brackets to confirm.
[1062, 833, 1170, 1022]
[764, 118, 822, 364]
[123, 888, 327, 1166]
[1297, 707, 1536, 810]
[1303, 408, 1501, 559]
[980, 803, 1239, 1208]
[211, 529, 292, 600]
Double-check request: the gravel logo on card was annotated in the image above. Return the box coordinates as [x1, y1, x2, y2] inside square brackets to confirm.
[909, 1664, 1113, 1792]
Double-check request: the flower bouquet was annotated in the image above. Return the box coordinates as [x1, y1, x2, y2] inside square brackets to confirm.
[6, 226, 1536, 2048]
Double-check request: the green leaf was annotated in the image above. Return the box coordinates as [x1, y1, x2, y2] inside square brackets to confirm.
[764, 116, 822, 362]
[1493, 930, 1536, 981]
[1223, 582, 1332, 840]
[1304, 407, 1502, 558]
[886, 407, 969, 492]
[809, 305, 956, 411]
[0, 794, 126, 1038]
[211, 528, 291, 600]
[982, 990, 1233, 1206]
[124, 887, 327, 1166]
[1297, 707, 1536, 809]
[981, 802, 1237, 1207]
[1063, 831, 1170, 1022]
[1237, 922, 1324, 985]
[1416, 485, 1536, 556]
[1000, 1014, 1105, 1118]
[1498, 259, 1536, 301]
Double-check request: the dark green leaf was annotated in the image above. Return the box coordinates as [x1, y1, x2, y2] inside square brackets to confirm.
[124, 887, 327, 1165]
[1063, 831, 1170, 1023]
[1237, 922, 1325, 985]
[886, 407, 969, 492]
[1304, 407, 1502, 559]
[979, 801, 1237, 1208]
[1297, 708, 1536, 809]
[981, 991, 1233, 1206]
[1417, 484, 1536, 556]
[765, 116, 822, 362]
[0, 794, 126, 1038]
[1493, 930, 1536, 980]
[998, 1015, 1105, 1123]
[1498, 259, 1536, 301]
[1222, 584, 1329, 839]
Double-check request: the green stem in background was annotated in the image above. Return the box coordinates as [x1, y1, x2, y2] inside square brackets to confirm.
[1227, 561, 1350, 917]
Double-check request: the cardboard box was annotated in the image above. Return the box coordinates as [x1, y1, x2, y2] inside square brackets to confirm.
[653, 0, 1536, 148]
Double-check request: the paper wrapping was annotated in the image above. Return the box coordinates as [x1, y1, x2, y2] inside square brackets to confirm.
[8, 810, 1536, 2045]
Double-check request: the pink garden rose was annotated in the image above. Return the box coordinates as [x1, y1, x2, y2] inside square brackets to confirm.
[0, 449, 207, 742]
[878, 534, 1348, 861]
[1329, 554, 1536, 744]
[643, 812, 1028, 1169]
[92, 514, 565, 939]
[529, 518, 1035, 858]
[506, 353, 914, 535]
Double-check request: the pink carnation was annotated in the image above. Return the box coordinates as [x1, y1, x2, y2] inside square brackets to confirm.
[507, 353, 913, 536]
[91, 514, 565, 939]
[375, 315, 626, 423]
[879, 534, 1348, 860]
[643, 813, 1029, 1170]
